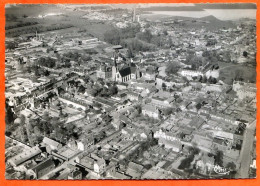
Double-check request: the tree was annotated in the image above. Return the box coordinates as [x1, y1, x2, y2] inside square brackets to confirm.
[137, 29, 153, 43]
[33, 126, 41, 136]
[5, 103, 15, 124]
[226, 162, 236, 171]
[226, 162, 237, 178]
[201, 76, 207, 83]
[163, 30, 168, 36]
[38, 57, 56, 68]
[162, 83, 167, 90]
[6, 42, 17, 50]
[19, 126, 28, 143]
[208, 76, 217, 84]
[162, 108, 173, 116]
[243, 51, 248, 58]
[165, 62, 181, 75]
[214, 150, 224, 166]
[135, 105, 142, 114]
[109, 86, 118, 95]
[126, 49, 134, 59]
[178, 154, 194, 170]
[104, 28, 121, 45]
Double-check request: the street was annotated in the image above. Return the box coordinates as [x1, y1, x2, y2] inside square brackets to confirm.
[236, 119, 256, 178]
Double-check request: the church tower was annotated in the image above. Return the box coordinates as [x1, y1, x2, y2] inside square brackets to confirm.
[112, 52, 118, 81]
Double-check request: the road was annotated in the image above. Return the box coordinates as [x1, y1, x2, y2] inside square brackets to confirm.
[236, 119, 256, 178]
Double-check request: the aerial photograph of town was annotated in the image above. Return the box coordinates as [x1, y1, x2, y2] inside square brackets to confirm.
[4, 3, 257, 180]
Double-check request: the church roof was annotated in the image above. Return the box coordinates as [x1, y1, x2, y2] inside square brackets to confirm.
[119, 66, 131, 77]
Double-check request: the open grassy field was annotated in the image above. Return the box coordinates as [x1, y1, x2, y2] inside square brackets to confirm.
[218, 62, 256, 84]
[5, 4, 114, 40]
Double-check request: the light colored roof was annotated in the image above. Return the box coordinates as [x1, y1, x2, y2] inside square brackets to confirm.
[214, 130, 233, 140]
[42, 137, 62, 149]
[142, 104, 157, 113]
[8, 146, 42, 167]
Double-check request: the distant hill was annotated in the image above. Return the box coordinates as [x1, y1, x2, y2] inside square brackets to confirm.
[158, 15, 236, 30]
[195, 3, 256, 9]
[198, 15, 219, 21]
[139, 6, 204, 12]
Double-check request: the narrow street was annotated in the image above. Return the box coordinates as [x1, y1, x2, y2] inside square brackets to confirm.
[236, 120, 256, 178]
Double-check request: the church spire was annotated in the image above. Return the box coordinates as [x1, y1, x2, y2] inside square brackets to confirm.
[114, 52, 117, 67]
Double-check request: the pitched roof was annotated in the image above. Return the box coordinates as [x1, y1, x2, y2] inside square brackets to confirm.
[32, 158, 55, 174]
[142, 104, 158, 113]
[119, 66, 131, 77]
[8, 146, 42, 167]
[128, 162, 143, 172]
[42, 137, 62, 149]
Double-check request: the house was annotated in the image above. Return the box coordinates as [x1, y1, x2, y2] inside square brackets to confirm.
[28, 157, 56, 179]
[158, 138, 182, 152]
[14, 159, 37, 174]
[233, 81, 256, 100]
[127, 91, 141, 101]
[77, 135, 95, 151]
[121, 128, 135, 140]
[42, 137, 62, 153]
[111, 93, 127, 101]
[154, 129, 180, 141]
[125, 162, 144, 179]
[203, 84, 223, 92]
[188, 117, 205, 129]
[179, 69, 203, 78]
[75, 153, 106, 176]
[116, 82, 128, 90]
[142, 104, 160, 119]
[143, 67, 156, 80]
[214, 130, 234, 142]
[150, 96, 172, 108]
[75, 154, 95, 170]
[192, 133, 213, 152]
[96, 63, 112, 79]
[68, 166, 82, 180]
[93, 158, 106, 174]
[195, 154, 215, 174]
[212, 137, 230, 152]
[108, 171, 132, 179]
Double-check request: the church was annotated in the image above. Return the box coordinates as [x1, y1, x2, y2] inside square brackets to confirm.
[112, 57, 141, 82]
[111, 51, 141, 82]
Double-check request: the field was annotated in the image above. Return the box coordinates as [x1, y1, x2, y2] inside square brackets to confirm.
[5, 4, 114, 40]
[218, 62, 256, 84]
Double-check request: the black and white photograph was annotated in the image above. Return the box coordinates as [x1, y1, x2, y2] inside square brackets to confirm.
[4, 3, 257, 180]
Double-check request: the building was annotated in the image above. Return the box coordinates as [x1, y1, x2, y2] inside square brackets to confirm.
[96, 63, 112, 79]
[125, 162, 144, 179]
[158, 138, 182, 152]
[179, 69, 203, 77]
[8, 146, 42, 167]
[28, 157, 56, 179]
[68, 168, 82, 180]
[154, 129, 181, 143]
[143, 68, 156, 80]
[111, 52, 141, 82]
[93, 158, 106, 174]
[77, 135, 95, 151]
[142, 104, 160, 119]
[151, 96, 173, 108]
[42, 137, 63, 154]
[233, 81, 256, 100]
[127, 91, 141, 101]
